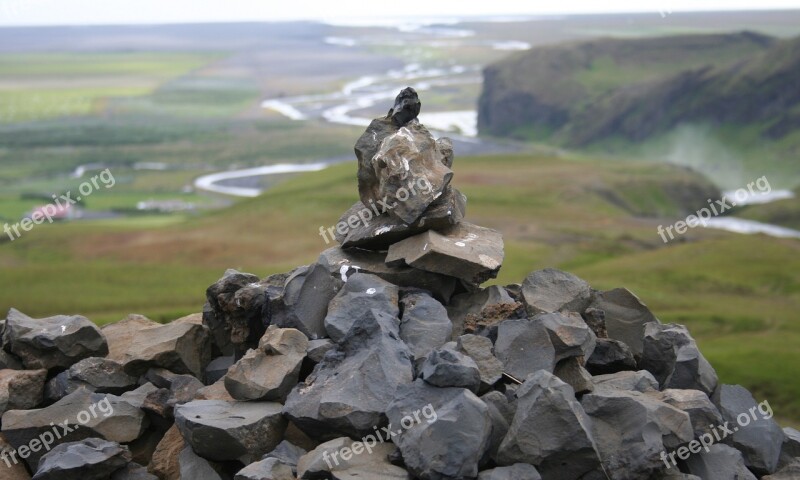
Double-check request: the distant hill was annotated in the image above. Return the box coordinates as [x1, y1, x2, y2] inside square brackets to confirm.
[478, 31, 800, 147]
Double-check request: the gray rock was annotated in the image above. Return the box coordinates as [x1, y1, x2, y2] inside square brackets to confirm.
[521, 269, 592, 317]
[110, 463, 158, 480]
[481, 391, 515, 463]
[447, 285, 520, 339]
[45, 357, 137, 402]
[276, 263, 343, 340]
[235, 457, 295, 480]
[639, 323, 717, 396]
[419, 347, 481, 392]
[284, 308, 413, 439]
[0, 348, 23, 370]
[387, 379, 492, 480]
[324, 273, 399, 343]
[105, 319, 212, 378]
[586, 338, 637, 375]
[204, 269, 264, 355]
[2, 389, 147, 469]
[656, 389, 723, 438]
[306, 339, 335, 363]
[178, 445, 224, 480]
[225, 327, 308, 402]
[536, 312, 596, 361]
[592, 370, 660, 393]
[589, 288, 658, 356]
[32, 438, 131, 480]
[2, 308, 108, 371]
[296, 437, 408, 480]
[553, 357, 594, 395]
[779, 427, 800, 468]
[399, 291, 452, 361]
[478, 464, 541, 480]
[386, 222, 504, 285]
[714, 384, 783, 475]
[205, 356, 234, 385]
[0, 368, 46, 413]
[264, 440, 307, 467]
[581, 388, 693, 479]
[456, 334, 503, 391]
[494, 318, 556, 382]
[175, 400, 287, 464]
[355, 108, 453, 224]
[317, 246, 457, 304]
[764, 460, 800, 480]
[683, 443, 757, 480]
[335, 187, 466, 250]
[497, 371, 601, 479]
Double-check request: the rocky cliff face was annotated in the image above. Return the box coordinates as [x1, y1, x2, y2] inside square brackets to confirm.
[478, 32, 799, 146]
[1, 90, 798, 480]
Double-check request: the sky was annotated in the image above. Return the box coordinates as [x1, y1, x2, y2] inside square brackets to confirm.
[0, 0, 798, 26]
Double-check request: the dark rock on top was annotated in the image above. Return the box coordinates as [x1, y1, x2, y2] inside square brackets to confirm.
[2, 308, 108, 371]
[389, 86, 422, 126]
[32, 438, 131, 480]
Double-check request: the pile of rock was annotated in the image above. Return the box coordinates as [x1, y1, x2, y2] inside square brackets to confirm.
[1, 90, 799, 480]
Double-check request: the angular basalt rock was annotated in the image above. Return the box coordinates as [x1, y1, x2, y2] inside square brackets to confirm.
[481, 391, 515, 462]
[203, 269, 264, 355]
[589, 288, 658, 357]
[536, 312, 596, 362]
[386, 222, 504, 285]
[639, 323, 717, 396]
[456, 334, 503, 392]
[205, 355, 234, 385]
[592, 370, 660, 393]
[2, 308, 108, 371]
[296, 437, 407, 480]
[521, 269, 592, 317]
[419, 346, 481, 393]
[324, 273, 399, 343]
[586, 338, 637, 375]
[45, 357, 137, 402]
[275, 263, 343, 340]
[683, 443, 757, 480]
[0, 368, 46, 413]
[494, 318, 556, 381]
[553, 357, 594, 395]
[779, 427, 800, 469]
[177, 445, 225, 480]
[656, 388, 723, 438]
[225, 326, 308, 402]
[32, 438, 131, 480]
[175, 400, 287, 464]
[399, 290, 452, 362]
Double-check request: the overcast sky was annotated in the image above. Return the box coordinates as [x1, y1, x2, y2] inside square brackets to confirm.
[0, 0, 797, 26]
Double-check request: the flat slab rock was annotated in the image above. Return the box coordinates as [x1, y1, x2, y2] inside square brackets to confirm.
[386, 222, 504, 285]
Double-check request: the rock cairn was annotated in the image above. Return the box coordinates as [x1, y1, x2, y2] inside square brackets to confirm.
[1, 90, 798, 480]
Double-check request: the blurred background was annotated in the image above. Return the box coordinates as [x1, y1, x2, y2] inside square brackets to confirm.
[0, 1, 799, 423]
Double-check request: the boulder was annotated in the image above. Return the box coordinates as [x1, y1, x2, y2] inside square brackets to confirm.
[714, 384, 783, 475]
[31, 438, 131, 480]
[581, 387, 693, 479]
[225, 326, 307, 402]
[296, 437, 408, 479]
[174, 400, 287, 464]
[399, 290, 452, 362]
[317, 246, 457, 303]
[496, 371, 601, 479]
[102, 314, 159, 358]
[276, 263, 343, 340]
[520, 269, 592, 317]
[387, 379, 492, 480]
[147, 424, 183, 480]
[386, 222, 504, 285]
[2, 389, 147, 469]
[494, 318, 556, 381]
[478, 464, 541, 480]
[553, 357, 594, 395]
[683, 443, 757, 480]
[0, 368, 46, 413]
[592, 370, 659, 393]
[656, 389, 723, 438]
[45, 357, 137, 402]
[419, 347, 481, 392]
[639, 323, 717, 396]
[535, 312, 596, 361]
[589, 288, 658, 356]
[284, 309, 414, 439]
[447, 286, 520, 339]
[2, 309, 107, 371]
[106, 320, 212, 378]
[586, 338, 637, 375]
[456, 334, 503, 391]
[324, 273, 399, 343]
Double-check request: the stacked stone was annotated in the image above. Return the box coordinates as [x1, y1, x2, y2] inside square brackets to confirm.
[0, 90, 798, 479]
